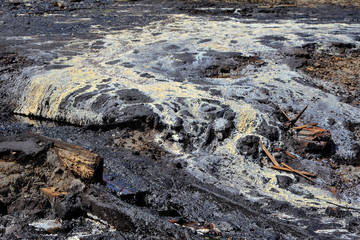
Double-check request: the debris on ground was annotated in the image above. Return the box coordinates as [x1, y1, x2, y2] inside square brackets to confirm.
[0, 132, 103, 221]
[29, 219, 62, 233]
[169, 217, 221, 237]
[281, 106, 334, 154]
[260, 140, 317, 183]
[283, 105, 308, 129]
[294, 126, 332, 153]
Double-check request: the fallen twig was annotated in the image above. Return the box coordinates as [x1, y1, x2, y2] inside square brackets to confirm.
[281, 109, 292, 122]
[290, 105, 308, 126]
[272, 165, 317, 177]
[259, 141, 280, 166]
[273, 147, 297, 159]
[290, 123, 318, 131]
[284, 150, 297, 159]
[281, 163, 316, 183]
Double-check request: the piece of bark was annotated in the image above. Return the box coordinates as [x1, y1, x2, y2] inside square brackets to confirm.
[294, 126, 332, 153]
[1, 132, 103, 182]
[52, 140, 103, 182]
[259, 141, 280, 166]
[296, 127, 331, 140]
[41, 187, 68, 204]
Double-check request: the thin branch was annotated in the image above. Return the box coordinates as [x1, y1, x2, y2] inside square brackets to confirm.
[281, 163, 316, 183]
[291, 123, 318, 131]
[272, 165, 317, 177]
[259, 141, 280, 167]
[291, 105, 308, 126]
[281, 109, 292, 122]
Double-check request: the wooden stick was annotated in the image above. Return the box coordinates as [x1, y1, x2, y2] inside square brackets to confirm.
[281, 163, 316, 183]
[272, 146, 297, 159]
[291, 105, 308, 125]
[284, 150, 297, 160]
[272, 165, 317, 177]
[259, 141, 280, 167]
[281, 110, 292, 122]
[290, 123, 318, 130]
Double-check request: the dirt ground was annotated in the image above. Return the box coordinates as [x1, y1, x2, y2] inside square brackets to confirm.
[206, 0, 360, 7]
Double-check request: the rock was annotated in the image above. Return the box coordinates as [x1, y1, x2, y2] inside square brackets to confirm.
[0, 197, 6, 215]
[325, 207, 352, 218]
[236, 135, 260, 160]
[53, 192, 85, 220]
[213, 118, 233, 137]
[223, 109, 236, 121]
[81, 187, 136, 232]
[172, 117, 183, 131]
[257, 121, 279, 141]
[347, 217, 360, 233]
[276, 175, 293, 189]
[0, 134, 51, 163]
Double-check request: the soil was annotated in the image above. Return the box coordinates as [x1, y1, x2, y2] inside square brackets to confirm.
[0, 0, 360, 239]
[301, 45, 360, 106]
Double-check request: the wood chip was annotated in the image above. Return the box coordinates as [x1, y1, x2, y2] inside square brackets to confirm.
[341, 176, 349, 184]
[259, 141, 280, 167]
[273, 146, 282, 152]
[41, 187, 68, 203]
[330, 187, 340, 200]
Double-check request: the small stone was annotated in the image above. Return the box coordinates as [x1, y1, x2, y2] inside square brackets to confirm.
[236, 135, 260, 161]
[276, 175, 293, 189]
